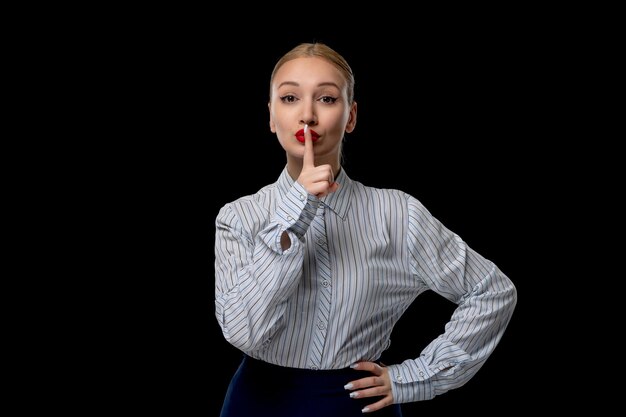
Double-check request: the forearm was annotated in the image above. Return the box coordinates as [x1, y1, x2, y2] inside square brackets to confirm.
[215, 183, 321, 352]
[390, 261, 517, 403]
[215, 220, 304, 351]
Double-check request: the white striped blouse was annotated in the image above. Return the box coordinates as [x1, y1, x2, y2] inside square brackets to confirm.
[215, 167, 517, 403]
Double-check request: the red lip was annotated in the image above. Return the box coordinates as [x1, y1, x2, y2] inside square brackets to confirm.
[295, 128, 320, 143]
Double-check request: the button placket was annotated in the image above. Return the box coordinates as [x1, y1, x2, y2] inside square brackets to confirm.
[309, 203, 331, 367]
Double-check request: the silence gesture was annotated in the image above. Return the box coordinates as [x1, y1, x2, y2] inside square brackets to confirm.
[297, 124, 340, 198]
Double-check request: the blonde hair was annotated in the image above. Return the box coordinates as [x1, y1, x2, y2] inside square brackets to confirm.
[269, 42, 355, 104]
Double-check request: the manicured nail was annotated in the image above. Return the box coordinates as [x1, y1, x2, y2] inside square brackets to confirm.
[349, 392, 359, 398]
[344, 383, 353, 390]
[362, 407, 371, 413]
[350, 363, 359, 369]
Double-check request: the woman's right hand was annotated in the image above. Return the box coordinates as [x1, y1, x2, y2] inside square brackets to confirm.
[297, 124, 339, 198]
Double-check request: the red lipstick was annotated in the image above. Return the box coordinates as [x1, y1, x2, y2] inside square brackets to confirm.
[295, 128, 320, 143]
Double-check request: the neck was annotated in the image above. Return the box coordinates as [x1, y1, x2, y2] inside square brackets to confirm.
[286, 160, 341, 182]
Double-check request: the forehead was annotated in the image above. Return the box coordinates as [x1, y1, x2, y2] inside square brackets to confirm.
[273, 57, 346, 90]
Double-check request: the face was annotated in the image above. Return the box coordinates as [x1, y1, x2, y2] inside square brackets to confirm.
[269, 57, 356, 165]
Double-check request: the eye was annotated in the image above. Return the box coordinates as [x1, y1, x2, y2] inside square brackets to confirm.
[279, 95, 298, 103]
[319, 96, 338, 104]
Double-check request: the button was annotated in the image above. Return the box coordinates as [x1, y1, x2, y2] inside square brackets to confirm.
[395, 375, 403, 382]
[322, 280, 330, 288]
[419, 371, 424, 377]
[310, 365, 319, 370]
[299, 194, 305, 201]
[287, 215, 293, 221]
[317, 321, 326, 330]
[317, 238, 325, 245]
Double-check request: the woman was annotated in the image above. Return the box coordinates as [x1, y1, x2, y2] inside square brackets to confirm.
[215, 42, 517, 416]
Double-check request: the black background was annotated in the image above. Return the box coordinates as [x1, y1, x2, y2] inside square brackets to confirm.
[77, 21, 579, 416]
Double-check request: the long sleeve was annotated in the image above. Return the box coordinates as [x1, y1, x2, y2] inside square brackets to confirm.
[387, 197, 517, 403]
[214, 181, 320, 352]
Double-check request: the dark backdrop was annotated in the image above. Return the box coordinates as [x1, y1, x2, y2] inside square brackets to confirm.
[96, 26, 565, 416]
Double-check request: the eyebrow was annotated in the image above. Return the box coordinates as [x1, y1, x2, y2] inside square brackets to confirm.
[277, 81, 341, 90]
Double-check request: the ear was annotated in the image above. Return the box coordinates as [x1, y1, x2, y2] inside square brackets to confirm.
[268, 102, 276, 133]
[345, 101, 357, 133]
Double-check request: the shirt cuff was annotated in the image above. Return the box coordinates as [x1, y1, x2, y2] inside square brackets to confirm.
[387, 357, 436, 403]
[274, 181, 319, 239]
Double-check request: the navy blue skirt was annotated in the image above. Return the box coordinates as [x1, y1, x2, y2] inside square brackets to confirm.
[220, 355, 403, 417]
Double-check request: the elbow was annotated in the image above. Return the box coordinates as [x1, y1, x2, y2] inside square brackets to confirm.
[218, 320, 264, 352]
[508, 280, 518, 309]
[215, 308, 270, 352]
[224, 330, 271, 353]
[222, 330, 257, 352]
[501, 277, 518, 318]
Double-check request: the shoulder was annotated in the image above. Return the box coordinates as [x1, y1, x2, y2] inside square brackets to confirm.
[217, 182, 277, 221]
[351, 180, 422, 207]
[348, 181, 435, 224]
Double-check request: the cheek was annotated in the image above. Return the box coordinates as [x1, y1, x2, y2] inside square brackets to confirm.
[328, 111, 350, 132]
[271, 108, 291, 130]
[271, 112, 292, 143]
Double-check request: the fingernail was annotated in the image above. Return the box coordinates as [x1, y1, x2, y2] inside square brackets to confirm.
[349, 392, 359, 398]
[344, 383, 353, 390]
[362, 407, 371, 413]
[350, 363, 359, 369]
[304, 124, 308, 133]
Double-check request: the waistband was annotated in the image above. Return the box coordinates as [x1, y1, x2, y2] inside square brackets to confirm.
[241, 355, 382, 381]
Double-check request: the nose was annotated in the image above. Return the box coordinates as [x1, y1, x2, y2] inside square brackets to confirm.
[300, 101, 317, 126]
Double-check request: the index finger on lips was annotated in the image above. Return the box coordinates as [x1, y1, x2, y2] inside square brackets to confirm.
[303, 124, 315, 169]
